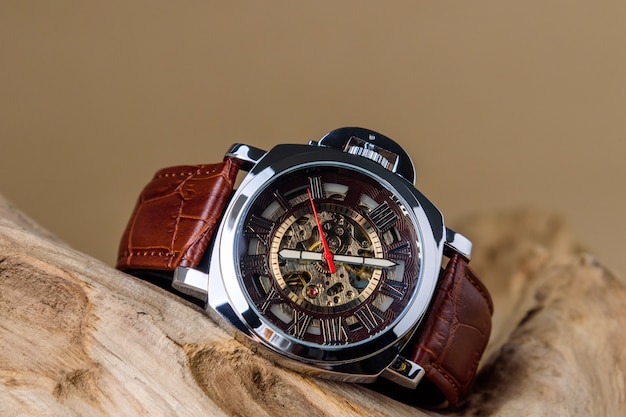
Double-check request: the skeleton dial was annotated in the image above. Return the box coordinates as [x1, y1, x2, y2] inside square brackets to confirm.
[238, 166, 421, 347]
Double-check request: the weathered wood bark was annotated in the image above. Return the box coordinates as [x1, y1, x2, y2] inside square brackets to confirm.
[1, 194, 624, 416]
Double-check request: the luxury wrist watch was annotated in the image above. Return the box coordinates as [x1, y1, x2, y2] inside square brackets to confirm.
[116, 127, 493, 407]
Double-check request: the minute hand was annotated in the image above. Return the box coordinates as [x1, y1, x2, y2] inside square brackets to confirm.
[278, 249, 396, 269]
[333, 254, 397, 269]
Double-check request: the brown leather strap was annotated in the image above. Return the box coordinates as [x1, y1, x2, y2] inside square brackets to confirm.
[116, 158, 240, 271]
[406, 252, 493, 406]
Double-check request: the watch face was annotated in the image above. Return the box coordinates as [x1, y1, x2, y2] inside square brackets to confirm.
[235, 163, 422, 348]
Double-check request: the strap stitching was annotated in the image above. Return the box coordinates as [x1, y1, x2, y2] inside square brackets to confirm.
[120, 250, 176, 257]
[155, 167, 221, 179]
[463, 268, 494, 314]
[431, 363, 460, 397]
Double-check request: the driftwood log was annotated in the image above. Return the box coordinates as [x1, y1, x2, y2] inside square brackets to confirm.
[1, 193, 625, 416]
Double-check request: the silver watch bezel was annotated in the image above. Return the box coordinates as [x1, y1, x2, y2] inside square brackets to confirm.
[206, 144, 446, 381]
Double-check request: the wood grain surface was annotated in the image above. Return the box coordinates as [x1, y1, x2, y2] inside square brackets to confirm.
[1, 194, 624, 416]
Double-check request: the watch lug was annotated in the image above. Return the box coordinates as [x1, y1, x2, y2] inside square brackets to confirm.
[444, 228, 472, 260]
[225, 143, 267, 171]
[381, 355, 425, 389]
[172, 266, 209, 302]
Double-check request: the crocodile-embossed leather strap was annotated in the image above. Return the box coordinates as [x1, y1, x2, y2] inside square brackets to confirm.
[405, 252, 493, 406]
[116, 158, 240, 272]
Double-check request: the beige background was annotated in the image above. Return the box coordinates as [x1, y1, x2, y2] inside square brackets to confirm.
[1, 1, 624, 275]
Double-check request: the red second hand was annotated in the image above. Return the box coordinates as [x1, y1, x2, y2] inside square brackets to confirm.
[307, 188, 336, 273]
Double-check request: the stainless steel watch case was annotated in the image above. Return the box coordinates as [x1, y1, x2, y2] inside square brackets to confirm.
[174, 128, 472, 388]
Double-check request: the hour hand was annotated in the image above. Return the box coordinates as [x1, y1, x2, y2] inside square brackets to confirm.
[278, 249, 396, 269]
[279, 249, 323, 262]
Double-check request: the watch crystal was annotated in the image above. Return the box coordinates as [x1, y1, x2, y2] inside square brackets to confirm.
[237, 165, 421, 347]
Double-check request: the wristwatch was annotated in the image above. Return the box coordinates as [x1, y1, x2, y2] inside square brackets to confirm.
[116, 127, 493, 407]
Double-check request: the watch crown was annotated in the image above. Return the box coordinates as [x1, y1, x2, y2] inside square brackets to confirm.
[316, 128, 416, 183]
[344, 136, 398, 172]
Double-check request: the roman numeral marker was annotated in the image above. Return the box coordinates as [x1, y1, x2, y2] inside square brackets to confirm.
[240, 255, 266, 276]
[380, 279, 408, 300]
[320, 316, 349, 345]
[354, 305, 385, 334]
[369, 202, 398, 231]
[256, 287, 283, 314]
[308, 176, 325, 200]
[273, 190, 292, 210]
[244, 215, 273, 243]
[288, 310, 313, 339]
[388, 241, 411, 259]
